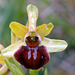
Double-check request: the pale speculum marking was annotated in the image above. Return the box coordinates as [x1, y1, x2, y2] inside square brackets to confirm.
[33, 47, 37, 60]
[28, 47, 38, 60]
[28, 50, 31, 59]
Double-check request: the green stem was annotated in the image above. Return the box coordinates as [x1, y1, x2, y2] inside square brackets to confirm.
[44, 68, 48, 75]
[30, 70, 39, 75]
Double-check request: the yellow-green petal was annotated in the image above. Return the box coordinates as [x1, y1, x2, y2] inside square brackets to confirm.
[36, 23, 54, 37]
[9, 22, 29, 39]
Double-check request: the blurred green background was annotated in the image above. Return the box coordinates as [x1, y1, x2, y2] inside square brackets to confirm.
[0, 0, 75, 75]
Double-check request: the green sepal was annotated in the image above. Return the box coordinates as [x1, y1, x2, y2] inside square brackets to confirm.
[1, 40, 25, 57]
[27, 4, 38, 22]
[40, 37, 68, 53]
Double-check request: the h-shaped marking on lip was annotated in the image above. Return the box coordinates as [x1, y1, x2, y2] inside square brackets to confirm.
[33, 48, 37, 60]
[28, 47, 37, 60]
[28, 50, 31, 59]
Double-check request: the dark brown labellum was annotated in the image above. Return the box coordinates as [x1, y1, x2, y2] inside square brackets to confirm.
[14, 45, 50, 70]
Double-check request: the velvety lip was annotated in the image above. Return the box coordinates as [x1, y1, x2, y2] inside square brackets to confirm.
[14, 45, 50, 70]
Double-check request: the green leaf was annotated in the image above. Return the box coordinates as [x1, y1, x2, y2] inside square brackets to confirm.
[4, 58, 18, 75]
[4, 58, 25, 75]
[9, 57, 25, 75]
[30, 70, 39, 75]
[9, 22, 29, 39]
[10, 64, 23, 75]
[1, 40, 25, 57]
[36, 23, 54, 37]
[40, 37, 68, 53]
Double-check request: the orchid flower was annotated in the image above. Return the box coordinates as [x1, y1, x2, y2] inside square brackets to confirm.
[0, 4, 68, 74]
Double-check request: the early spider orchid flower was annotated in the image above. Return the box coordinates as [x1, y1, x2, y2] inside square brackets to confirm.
[14, 5, 50, 69]
[1, 4, 68, 70]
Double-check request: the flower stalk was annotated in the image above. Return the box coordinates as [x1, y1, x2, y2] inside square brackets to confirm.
[30, 70, 39, 75]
